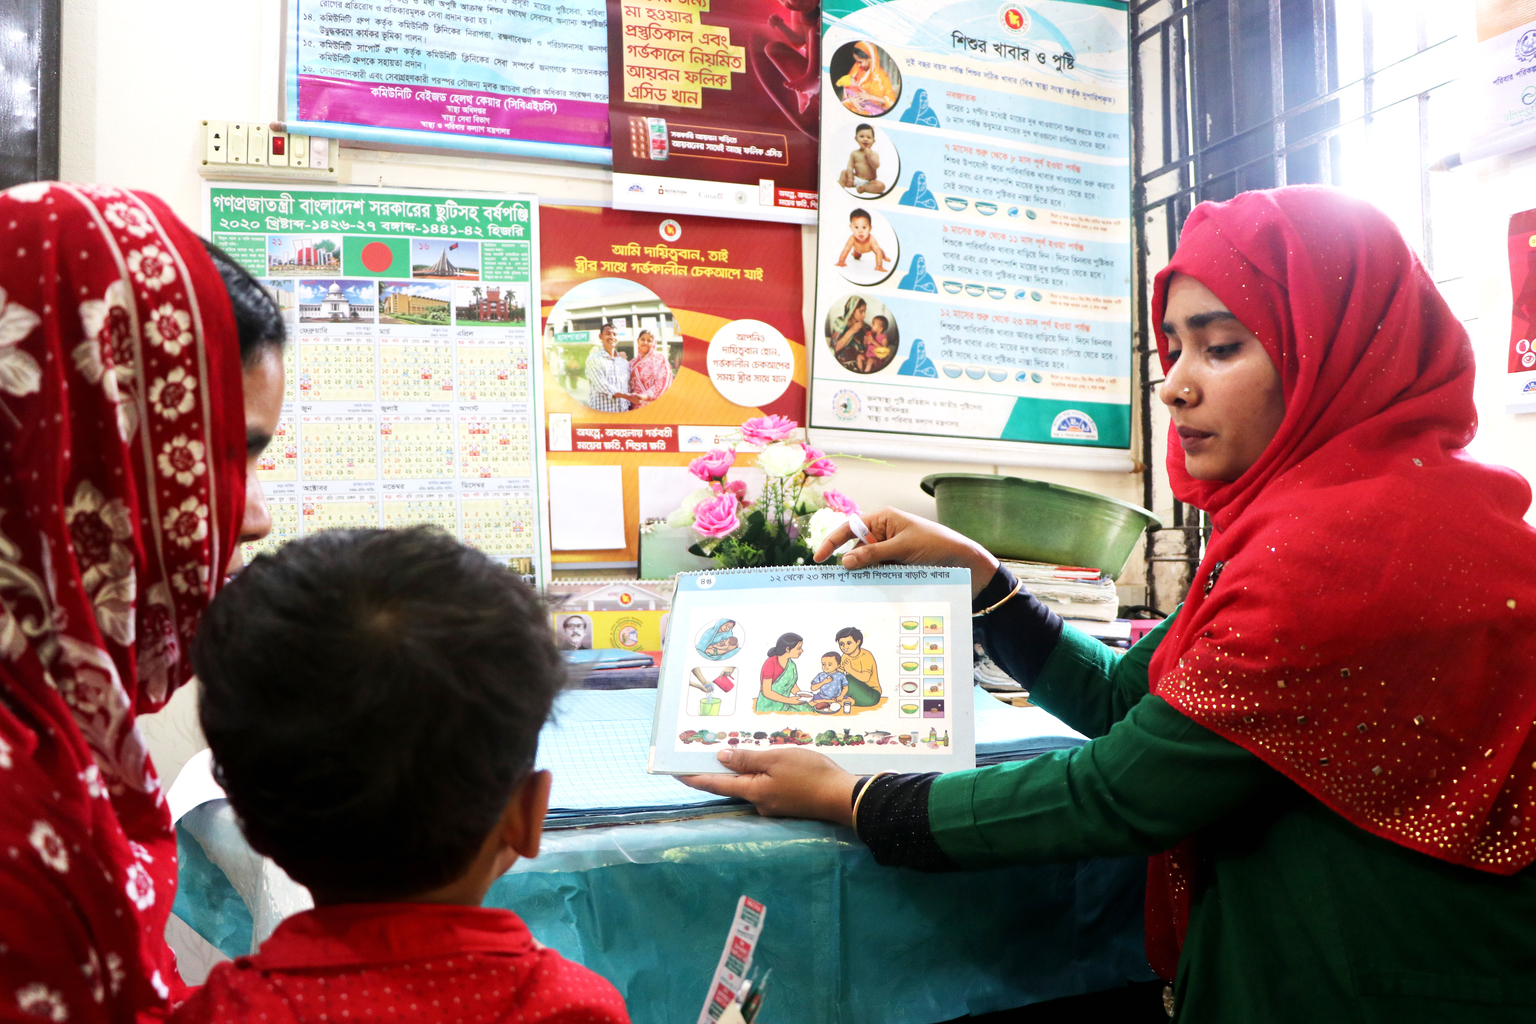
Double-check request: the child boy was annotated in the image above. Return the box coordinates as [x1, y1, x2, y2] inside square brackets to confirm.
[175, 527, 630, 1024]
[837, 124, 885, 195]
[860, 314, 890, 372]
[834, 208, 889, 274]
[799, 652, 852, 713]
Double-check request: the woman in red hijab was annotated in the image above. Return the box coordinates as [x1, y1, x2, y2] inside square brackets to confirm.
[685, 187, 1536, 1021]
[0, 182, 283, 1021]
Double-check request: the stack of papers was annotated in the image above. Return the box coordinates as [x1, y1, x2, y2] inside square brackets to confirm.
[1001, 560, 1119, 623]
[972, 684, 1087, 765]
[537, 686, 1087, 828]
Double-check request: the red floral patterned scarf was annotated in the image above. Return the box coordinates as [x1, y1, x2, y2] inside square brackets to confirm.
[1141, 186, 1536, 978]
[0, 182, 246, 1020]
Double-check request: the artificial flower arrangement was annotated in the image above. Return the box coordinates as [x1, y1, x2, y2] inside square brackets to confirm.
[667, 415, 862, 569]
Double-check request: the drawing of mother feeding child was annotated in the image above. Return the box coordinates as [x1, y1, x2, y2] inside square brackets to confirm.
[755, 629, 883, 714]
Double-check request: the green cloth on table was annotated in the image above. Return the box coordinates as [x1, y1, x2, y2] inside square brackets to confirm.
[932, 611, 1536, 1023]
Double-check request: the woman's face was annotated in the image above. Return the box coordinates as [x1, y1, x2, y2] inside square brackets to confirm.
[852, 302, 867, 324]
[1158, 274, 1285, 482]
[637, 333, 654, 357]
[786, 641, 803, 659]
[228, 346, 284, 574]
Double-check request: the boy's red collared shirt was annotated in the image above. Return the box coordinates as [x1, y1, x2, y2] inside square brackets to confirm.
[171, 903, 631, 1024]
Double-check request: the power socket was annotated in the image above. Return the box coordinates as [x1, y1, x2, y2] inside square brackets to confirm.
[203, 120, 229, 163]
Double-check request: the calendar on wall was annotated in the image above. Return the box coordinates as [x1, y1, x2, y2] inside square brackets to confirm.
[205, 183, 550, 584]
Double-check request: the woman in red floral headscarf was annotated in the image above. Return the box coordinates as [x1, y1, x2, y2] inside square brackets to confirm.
[685, 187, 1536, 1022]
[0, 181, 283, 1022]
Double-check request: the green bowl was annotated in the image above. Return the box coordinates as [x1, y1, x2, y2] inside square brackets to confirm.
[920, 474, 1160, 580]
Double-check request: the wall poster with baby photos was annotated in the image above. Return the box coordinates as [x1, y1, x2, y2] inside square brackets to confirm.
[808, 0, 1134, 468]
[649, 565, 975, 775]
[205, 183, 551, 584]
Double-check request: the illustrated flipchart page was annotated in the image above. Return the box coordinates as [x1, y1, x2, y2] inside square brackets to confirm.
[650, 565, 975, 775]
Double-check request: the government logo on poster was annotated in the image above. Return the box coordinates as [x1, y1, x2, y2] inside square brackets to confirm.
[998, 4, 1031, 35]
[1050, 409, 1099, 441]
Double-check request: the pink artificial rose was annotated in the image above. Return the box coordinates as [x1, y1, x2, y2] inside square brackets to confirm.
[714, 478, 751, 502]
[689, 447, 736, 481]
[822, 488, 861, 516]
[802, 445, 836, 477]
[692, 492, 741, 538]
[740, 414, 798, 447]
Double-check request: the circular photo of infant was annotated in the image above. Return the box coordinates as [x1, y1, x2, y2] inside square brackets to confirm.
[825, 294, 901, 374]
[836, 120, 901, 200]
[830, 40, 903, 117]
[832, 206, 899, 287]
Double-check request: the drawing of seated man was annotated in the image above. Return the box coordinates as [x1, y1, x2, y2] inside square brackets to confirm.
[837, 627, 882, 706]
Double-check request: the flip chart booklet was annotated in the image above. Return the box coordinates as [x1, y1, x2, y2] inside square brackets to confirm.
[650, 565, 975, 775]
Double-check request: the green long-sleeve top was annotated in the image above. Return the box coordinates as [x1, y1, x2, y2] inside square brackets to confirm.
[863, 583, 1536, 1022]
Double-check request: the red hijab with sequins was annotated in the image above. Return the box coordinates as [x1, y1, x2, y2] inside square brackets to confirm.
[0, 183, 246, 1020]
[1142, 186, 1536, 978]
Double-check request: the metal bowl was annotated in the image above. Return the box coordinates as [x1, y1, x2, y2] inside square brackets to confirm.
[920, 473, 1160, 579]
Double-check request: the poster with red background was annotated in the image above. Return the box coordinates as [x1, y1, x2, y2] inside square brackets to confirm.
[1508, 209, 1536, 414]
[608, 0, 820, 223]
[541, 205, 806, 565]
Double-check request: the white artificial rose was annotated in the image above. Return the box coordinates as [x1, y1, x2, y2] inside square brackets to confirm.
[755, 441, 807, 478]
[806, 507, 849, 551]
[795, 482, 827, 514]
[665, 507, 696, 529]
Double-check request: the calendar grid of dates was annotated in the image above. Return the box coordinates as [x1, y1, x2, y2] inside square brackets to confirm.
[247, 299, 540, 579]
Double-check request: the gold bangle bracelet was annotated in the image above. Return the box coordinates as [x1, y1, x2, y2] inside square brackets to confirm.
[972, 576, 1024, 617]
[851, 770, 894, 834]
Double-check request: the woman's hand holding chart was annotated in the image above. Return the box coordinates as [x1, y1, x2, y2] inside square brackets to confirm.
[681, 748, 859, 826]
[813, 507, 999, 599]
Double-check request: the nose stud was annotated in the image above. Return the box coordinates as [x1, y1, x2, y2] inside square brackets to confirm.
[1181, 388, 1190, 394]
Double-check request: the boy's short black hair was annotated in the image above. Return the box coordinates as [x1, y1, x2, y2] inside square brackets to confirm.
[849, 208, 871, 224]
[193, 527, 565, 902]
[822, 651, 842, 662]
[836, 626, 864, 645]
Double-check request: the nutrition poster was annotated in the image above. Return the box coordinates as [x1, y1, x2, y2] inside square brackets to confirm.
[285, 0, 610, 162]
[807, 0, 1133, 464]
[607, 0, 820, 223]
[650, 565, 975, 775]
[204, 183, 550, 583]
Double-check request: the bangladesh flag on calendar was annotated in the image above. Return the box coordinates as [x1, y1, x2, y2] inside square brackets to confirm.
[342, 237, 411, 277]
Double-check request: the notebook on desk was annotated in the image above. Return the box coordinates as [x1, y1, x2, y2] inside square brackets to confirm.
[649, 565, 976, 775]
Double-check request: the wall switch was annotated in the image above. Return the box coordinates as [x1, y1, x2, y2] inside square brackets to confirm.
[269, 131, 288, 162]
[288, 134, 308, 168]
[203, 120, 229, 164]
[228, 123, 248, 165]
[308, 136, 330, 170]
[248, 124, 269, 166]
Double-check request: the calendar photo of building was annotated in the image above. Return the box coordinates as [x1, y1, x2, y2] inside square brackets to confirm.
[455, 283, 527, 326]
[298, 279, 377, 323]
[269, 234, 342, 277]
[380, 281, 452, 325]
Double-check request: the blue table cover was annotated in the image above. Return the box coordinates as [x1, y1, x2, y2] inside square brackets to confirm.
[177, 811, 1153, 1023]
